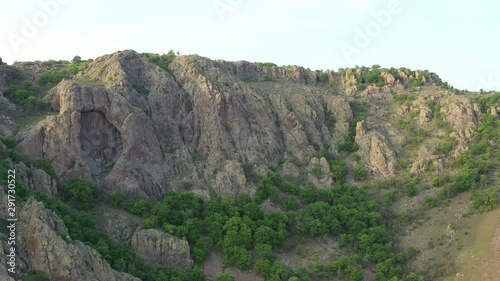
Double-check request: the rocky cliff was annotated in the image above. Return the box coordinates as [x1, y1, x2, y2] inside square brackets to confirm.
[7, 50, 484, 199]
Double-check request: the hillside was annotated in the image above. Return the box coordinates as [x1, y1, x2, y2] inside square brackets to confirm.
[0, 50, 498, 281]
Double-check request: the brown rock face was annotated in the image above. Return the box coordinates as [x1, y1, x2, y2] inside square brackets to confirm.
[308, 157, 334, 188]
[440, 95, 481, 140]
[356, 121, 367, 137]
[17, 198, 140, 281]
[355, 123, 396, 178]
[131, 229, 193, 270]
[16, 50, 355, 197]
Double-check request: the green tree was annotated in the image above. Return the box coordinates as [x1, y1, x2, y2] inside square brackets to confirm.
[72, 55, 82, 63]
[471, 189, 497, 212]
[65, 179, 97, 209]
[354, 165, 366, 181]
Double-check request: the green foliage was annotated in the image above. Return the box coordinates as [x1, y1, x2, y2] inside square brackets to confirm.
[111, 191, 124, 208]
[311, 165, 322, 176]
[132, 84, 150, 98]
[357, 68, 385, 88]
[130, 198, 149, 216]
[64, 179, 97, 209]
[37, 60, 89, 86]
[354, 165, 366, 181]
[393, 93, 416, 104]
[325, 114, 337, 128]
[0, 135, 16, 149]
[263, 76, 274, 82]
[408, 77, 424, 91]
[316, 71, 329, 83]
[339, 102, 367, 153]
[478, 92, 500, 113]
[143, 50, 176, 72]
[19, 271, 50, 281]
[471, 189, 497, 212]
[284, 195, 298, 211]
[34, 158, 57, 179]
[72, 56, 82, 63]
[330, 160, 348, 184]
[431, 175, 450, 187]
[403, 181, 418, 197]
[15, 182, 207, 281]
[256, 62, 277, 67]
[5, 83, 48, 110]
[433, 139, 456, 155]
[2, 148, 22, 162]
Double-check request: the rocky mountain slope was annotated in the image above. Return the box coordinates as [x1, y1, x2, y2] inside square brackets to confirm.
[0, 51, 498, 281]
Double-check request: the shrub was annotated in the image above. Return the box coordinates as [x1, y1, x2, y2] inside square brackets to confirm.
[325, 114, 337, 128]
[143, 51, 176, 72]
[311, 165, 322, 176]
[471, 189, 497, 212]
[130, 199, 149, 216]
[403, 181, 418, 197]
[354, 166, 366, 181]
[65, 179, 97, 209]
[0, 136, 16, 149]
[330, 160, 348, 184]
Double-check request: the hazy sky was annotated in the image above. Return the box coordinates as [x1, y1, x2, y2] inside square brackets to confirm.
[1, 0, 499, 91]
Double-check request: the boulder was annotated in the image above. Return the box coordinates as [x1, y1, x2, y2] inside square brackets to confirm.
[131, 229, 193, 270]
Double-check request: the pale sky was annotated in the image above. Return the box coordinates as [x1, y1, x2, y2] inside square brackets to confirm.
[1, 0, 499, 91]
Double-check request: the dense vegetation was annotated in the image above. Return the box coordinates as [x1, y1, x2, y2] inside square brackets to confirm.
[338, 101, 368, 153]
[111, 171, 423, 281]
[0, 149, 208, 281]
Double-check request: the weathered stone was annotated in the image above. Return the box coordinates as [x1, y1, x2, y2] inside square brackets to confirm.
[308, 157, 334, 188]
[440, 96, 481, 140]
[27, 168, 57, 196]
[17, 198, 140, 281]
[356, 124, 396, 178]
[411, 141, 446, 174]
[131, 229, 193, 270]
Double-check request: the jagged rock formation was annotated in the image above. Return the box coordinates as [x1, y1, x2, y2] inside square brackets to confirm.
[355, 121, 397, 178]
[14, 162, 58, 196]
[15, 51, 357, 197]
[131, 229, 193, 270]
[307, 157, 334, 188]
[16, 198, 140, 281]
[413, 97, 433, 125]
[440, 95, 481, 140]
[94, 205, 139, 244]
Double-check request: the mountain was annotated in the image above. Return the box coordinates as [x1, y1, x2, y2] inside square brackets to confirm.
[0, 50, 498, 281]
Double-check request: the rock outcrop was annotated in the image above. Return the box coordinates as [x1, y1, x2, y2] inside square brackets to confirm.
[14, 162, 57, 196]
[440, 95, 481, 140]
[17, 198, 140, 281]
[131, 229, 193, 270]
[16, 50, 354, 197]
[355, 122, 397, 178]
[410, 141, 446, 174]
[308, 157, 334, 188]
